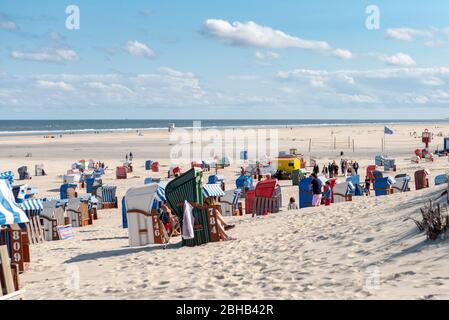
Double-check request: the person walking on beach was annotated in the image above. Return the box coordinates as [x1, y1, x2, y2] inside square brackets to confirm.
[125, 154, 128, 162]
[129, 152, 133, 162]
[333, 161, 339, 177]
[353, 161, 359, 175]
[341, 159, 347, 177]
[313, 163, 320, 175]
[328, 162, 333, 178]
[322, 165, 328, 178]
[310, 173, 322, 207]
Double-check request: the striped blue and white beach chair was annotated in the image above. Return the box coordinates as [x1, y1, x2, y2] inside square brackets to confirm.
[0, 179, 29, 226]
[97, 185, 118, 209]
[220, 189, 242, 216]
[0, 171, 14, 187]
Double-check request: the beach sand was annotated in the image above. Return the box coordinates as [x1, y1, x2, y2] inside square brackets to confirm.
[2, 122, 449, 299]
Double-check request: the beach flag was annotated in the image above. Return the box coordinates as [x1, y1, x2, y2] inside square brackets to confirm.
[384, 126, 394, 135]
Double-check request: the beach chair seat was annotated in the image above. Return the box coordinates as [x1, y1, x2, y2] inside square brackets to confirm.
[97, 185, 118, 209]
[17, 167, 30, 180]
[125, 184, 169, 247]
[34, 164, 45, 176]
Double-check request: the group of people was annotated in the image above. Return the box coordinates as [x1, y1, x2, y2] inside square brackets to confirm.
[125, 152, 134, 162]
[313, 159, 359, 179]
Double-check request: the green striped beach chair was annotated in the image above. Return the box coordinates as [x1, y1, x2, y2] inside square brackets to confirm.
[165, 168, 211, 247]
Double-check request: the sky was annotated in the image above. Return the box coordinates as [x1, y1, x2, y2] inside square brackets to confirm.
[1, 0, 449, 119]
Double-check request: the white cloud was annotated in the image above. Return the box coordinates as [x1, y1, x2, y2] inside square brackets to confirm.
[203, 19, 330, 50]
[125, 40, 155, 58]
[10, 49, 80, 62]
[226, 75, 258, 80]
[375, 52, 416, 67]
[424, 39, 445, 47]
[36, 80, 74, 91]
[0, 20, 16, 30]
[385, 28, 433, 41]
[332, 48, 353, 60]
[421, 77, 445, 86]
[255, 51, 280, 61]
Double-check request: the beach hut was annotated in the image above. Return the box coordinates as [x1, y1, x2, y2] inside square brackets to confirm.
[41, 201, 66, 241]
[116, 166, 127, 179]
[66, 199, 90, 227]
[34, 164, 45, 176]
[346, 175, 363, 196]
[145, 160, 152, 171]
[151, 162, 159, 172]
[60, 183, 78, 200]
[374, 177, 395, 196]
[220, 189, 242, 216]
[366, 165, 377, 183]
[124, 184, 169, 247]
[414, 169, 430, 190]
[252, 179, 282, 216]
[298, 177, 313, 208]
[333, 182, 355, 202]
[384, 159, 396, 171]
[165, 168, 212, 247]
[97, 185, 118, 209]
[392, 175, 411, 193]
[375, 155, 385, 167]
[17, 167, 30, 180]
[434, 174, 449, 186]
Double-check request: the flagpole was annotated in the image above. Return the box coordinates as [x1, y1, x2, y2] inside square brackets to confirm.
[384, 128, 386, 155]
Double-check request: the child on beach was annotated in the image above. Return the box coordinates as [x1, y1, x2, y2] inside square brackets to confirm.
[323, 181, 332, 206]
[288, 197, 298, 210]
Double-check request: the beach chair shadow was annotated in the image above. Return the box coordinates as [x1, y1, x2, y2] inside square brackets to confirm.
[64, 241, 182, 264]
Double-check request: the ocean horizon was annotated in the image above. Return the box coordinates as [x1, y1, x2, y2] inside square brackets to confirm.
[0, 119, 447, 136]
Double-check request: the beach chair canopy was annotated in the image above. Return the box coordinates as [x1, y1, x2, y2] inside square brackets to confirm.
[0, 171, 14, 187]
[236, 175, 253, 188]
[125, 184, 159, 214]
[156, 183, 166, 202]
[20, 198, 44, 211]
[208, 175, 225, 184]
[255, 179, 278, 198]
[435, 174, 449, 186]
[0, 179, 29, 226]
[372, 170, 384, 180]
[202, 184, 225, 198]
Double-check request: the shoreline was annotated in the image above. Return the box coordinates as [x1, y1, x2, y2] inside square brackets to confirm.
[1, 119, 448, 138]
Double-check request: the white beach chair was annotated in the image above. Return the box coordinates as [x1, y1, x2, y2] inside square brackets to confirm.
[125, 184, 169, 247]
[333, 182, 352, 203]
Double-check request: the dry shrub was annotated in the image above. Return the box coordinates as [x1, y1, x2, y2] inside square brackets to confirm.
[413, 200, 449, 240]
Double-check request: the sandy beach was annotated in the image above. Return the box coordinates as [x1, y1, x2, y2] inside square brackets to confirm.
[2, 122, 449, 299]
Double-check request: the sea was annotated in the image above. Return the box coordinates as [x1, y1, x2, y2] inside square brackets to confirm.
[0, 119, 447, 136]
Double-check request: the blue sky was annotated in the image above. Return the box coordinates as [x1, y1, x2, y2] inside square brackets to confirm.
[1, 0, 449, 119]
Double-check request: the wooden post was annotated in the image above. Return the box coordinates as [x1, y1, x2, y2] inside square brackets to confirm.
[348, 136, 350, 148]
[334, 136, 336, 150]
[381, 138, 384, 153]
[353, 139, 355, 152]
[308, 138, 311, 153]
